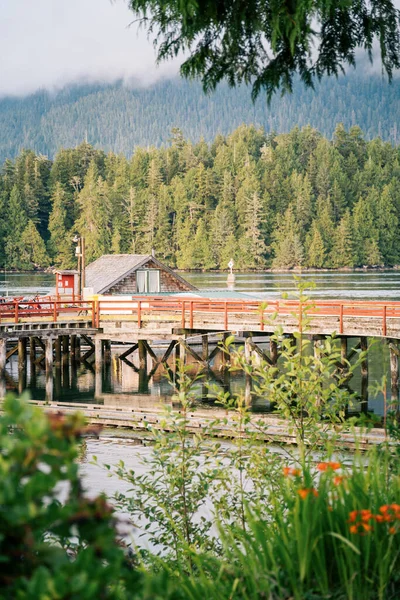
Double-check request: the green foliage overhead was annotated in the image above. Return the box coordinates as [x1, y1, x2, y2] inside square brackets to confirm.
[128, 0, 400, 99]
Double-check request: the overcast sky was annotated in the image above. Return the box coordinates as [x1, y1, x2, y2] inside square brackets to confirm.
[0, 0, 179, 97]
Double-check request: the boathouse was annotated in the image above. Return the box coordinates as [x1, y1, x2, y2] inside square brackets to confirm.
[84, 254, 197, 295]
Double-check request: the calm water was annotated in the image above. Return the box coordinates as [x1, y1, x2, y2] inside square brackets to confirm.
[2, 270, 399, 416]
[2, 269, 400, 300]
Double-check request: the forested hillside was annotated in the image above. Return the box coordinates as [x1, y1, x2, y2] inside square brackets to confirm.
[1, 124, 400, 271]
[0, 73, 399, 163]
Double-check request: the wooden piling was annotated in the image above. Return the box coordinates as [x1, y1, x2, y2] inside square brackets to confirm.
[18, 337, 27, 371]
[29, 337, 36, 361]
[62, 335, 69, 365]
[70, 335, 77, 360]
[138, 340, 147, 370]
[202, 335, 209, 361]
[55, 337, 62, 366]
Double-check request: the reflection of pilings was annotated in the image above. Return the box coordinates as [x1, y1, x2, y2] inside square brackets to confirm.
[71, 335, 77, 361]
[341, 337, 347, 369]
[29, 337, 36, 361]
[244, 336, 252, 404]
[55, 366, 62, 399]
[94, 337, 103, 399]
[45, 338, 54, 402]
[0, 339, 6, 399]
[389, 340, 399, 410]
[360, 336, 368, 412]
[138, 368, 149, 393]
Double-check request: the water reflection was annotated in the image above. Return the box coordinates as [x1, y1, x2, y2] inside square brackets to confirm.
[3, 339, 391, 418]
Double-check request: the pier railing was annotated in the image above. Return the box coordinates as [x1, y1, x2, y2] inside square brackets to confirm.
[93, 297, 400, 337]
[2, 296, 400, 337]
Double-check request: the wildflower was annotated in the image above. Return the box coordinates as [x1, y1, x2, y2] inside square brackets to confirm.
[283, 466, 301, 477]
[297, 488, 318, 499]
[379, 504, 400, 521]
[389, 527, 397, 535]
[348, 509, 374, 524]
[333, 475, 344, 486]
[317, 461, 341, 472]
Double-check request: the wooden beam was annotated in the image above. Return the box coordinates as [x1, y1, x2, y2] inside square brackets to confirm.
[159, 340, 177, 365]
[81, 334, 95, 349]
[179, 340, 206, 365]
[118, 343, 138, 360]
[248, 340, 273, 366]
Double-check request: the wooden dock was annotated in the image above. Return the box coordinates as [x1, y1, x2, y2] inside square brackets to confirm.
[0, 296, 399, 408]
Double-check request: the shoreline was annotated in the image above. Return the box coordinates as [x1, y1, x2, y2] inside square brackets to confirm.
[2, 266, 400, 276]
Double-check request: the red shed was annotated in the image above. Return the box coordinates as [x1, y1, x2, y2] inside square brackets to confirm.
[54, 270, 79, 299]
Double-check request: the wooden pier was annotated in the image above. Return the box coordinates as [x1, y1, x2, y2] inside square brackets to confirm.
[0, 296, 399, 409]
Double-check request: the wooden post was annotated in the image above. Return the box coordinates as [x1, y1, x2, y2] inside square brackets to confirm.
[138, 340, 147, 370]
[75, 336, 81, 362]
[55, 337, 62, 366]
[103, 339, 112, 364]
[45, 338, 54, 402]
[202, 335, 209, 361]
[360, 336, 368, 411]
[389, 340, 399, 408]
[54, 365, 62, 399]
[29, 337, 36, 361]
[18, 337, 27, 371]
[62, 335, 69, 366]
[70, 335, 77, 360]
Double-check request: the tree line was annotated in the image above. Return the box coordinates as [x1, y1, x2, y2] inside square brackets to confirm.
[1, 123, 400, 271]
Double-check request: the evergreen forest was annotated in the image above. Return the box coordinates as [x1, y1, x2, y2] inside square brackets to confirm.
[1, 73, 400, 164]
[1, 123, 400, 271]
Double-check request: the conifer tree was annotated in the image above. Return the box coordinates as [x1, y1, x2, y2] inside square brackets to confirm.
[48, 183, 74, 267]
[20, 220, 50, 269]
[5, 185, 28, 268]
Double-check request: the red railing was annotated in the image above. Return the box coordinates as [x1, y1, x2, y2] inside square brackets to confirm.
[0, 299, 96, 327]
[91, 297, 400, 337]
[2, 295, 400, 337]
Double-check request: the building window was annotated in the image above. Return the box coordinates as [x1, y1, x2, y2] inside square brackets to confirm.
[136, 270, 161, 293]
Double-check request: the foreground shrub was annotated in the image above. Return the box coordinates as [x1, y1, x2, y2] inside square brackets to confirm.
[0, 395, 138, 599]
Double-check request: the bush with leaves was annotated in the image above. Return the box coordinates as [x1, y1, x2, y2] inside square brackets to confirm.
[0, 395, 139, 599]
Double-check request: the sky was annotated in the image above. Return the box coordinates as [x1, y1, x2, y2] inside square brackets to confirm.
[0, 0, 398, 98]
[0, 0, 179, 96]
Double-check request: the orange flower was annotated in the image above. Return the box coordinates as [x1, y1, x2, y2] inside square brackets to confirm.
[379, 504, 400, 521]
[317, 461, 341, 472]
[283, 466, 301, 477]
[348, 509, 374, 524]
[297, 488, 318, 499]
[349, 525, 358, 534]
[333, 476, 344, 486]
[389, 527, 397, 535]
[349, 522, 373, 535]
